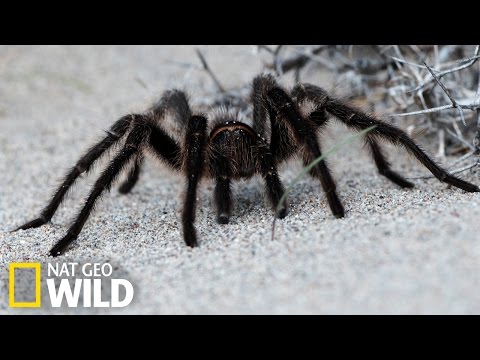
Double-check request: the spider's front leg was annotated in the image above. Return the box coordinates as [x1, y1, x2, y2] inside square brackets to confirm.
[49, 119, 182, 255]
[211, 154, 233, 224]
[181, 115, 208, 247]
[49, 121, 152, 256]
[15, 114, 136, 232]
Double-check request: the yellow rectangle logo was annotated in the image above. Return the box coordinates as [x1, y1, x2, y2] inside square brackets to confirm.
[9, 263, 41, 308]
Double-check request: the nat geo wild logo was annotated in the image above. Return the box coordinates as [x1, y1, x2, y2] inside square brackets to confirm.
[9, 262, 134, 309]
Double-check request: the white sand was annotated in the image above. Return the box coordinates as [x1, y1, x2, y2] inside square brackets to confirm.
[1, 45, 479, 314]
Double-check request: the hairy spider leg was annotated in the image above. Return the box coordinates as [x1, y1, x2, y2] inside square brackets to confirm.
[50, 121, 152, 256]
[366, 138, 414, 188]
[118, 155, 144, 194]
[118, 90, 192, 193]
[320, 90, 479, 192]
[151, 89, 192, 128]
[15, 114, 138, 231]
[48, 117, 183, 256]
[181, 115, 208, 247]
[292, 83, 415, 189]
[256, 75, 345, 218]
[257, 141, 288, 218]
[251, 75, 297, 164]
[211, 152, 233, 224]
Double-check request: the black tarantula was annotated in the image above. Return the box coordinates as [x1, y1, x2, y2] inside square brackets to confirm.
[15, 74, 479, 256]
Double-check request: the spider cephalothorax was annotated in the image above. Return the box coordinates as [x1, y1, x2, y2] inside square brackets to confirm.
[15, 74, 479, 256]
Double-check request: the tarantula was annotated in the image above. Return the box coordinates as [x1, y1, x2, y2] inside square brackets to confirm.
[15, 74, 479, 256]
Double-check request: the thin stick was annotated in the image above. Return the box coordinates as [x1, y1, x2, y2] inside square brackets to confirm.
[274, 45, 284, 76]
[447, 151, 475, 169]
[289, 47, 341, 72]
[408, 45, 480, 93]
[454, 54, 480, 64]
[391, 104, 455, 117]
[445, 128, 475, 151]
[475, 61, 480, 153]
[389, 56, 425, 69]
[391, 103, 480, 118]
[195, 48, 227, 94]
[423, 61, 466, 126]
[257, 45, 274, 54]
[408, 161, 478, 180]
[266, 45, 328, 74]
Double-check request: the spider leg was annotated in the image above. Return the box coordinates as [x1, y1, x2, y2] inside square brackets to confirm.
[49, 121, 151, 256]
[118, 107, 188, 194]
[301, 141, 344, 217]
[15, 114, 137, 232]
[252, 75, 297, 164]
[211, 155, 233, 224]
[262, 78, 345, 218]
[251, 76, 271, 139]
[366, 137, 414, 188]
[293, 83, 414, 189]
[118, 155, 144, 194]
[181, 115, 208, 247]
[117, 90, 191, 194]
[323, 96, 479, 192]
[151, 89, 192, 129]
[149, 125, 182, 169]
[257, 143, 288, 218]
[214, 178, 232, 224]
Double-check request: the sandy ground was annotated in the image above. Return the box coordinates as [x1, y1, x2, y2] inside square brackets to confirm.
[1, 45, 479, 314]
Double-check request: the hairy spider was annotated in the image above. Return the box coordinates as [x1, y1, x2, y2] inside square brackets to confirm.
[15, 74, 479, 256]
